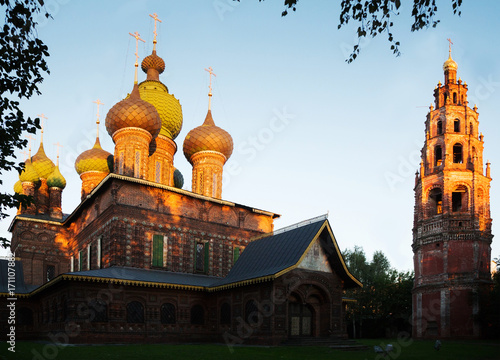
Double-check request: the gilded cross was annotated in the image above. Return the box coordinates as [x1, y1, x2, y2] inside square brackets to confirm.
[53, 142, 63, 166]
[204, 67, 216, 110]
[149, 13, 162, 50]
[25, 134, 35, 157]
[20, 150, 28, 161]
[93, 99, 104, 138]
[447, 38, 453, 56]
[129, 31, 145, 83]
[38, 113, 48, 142]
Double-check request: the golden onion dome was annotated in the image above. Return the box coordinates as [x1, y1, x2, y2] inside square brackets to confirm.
[19, 158, 40, 183]
[183, 110, 233, 164]
[31, 142, 55, 179]
[75, 137, 113, 175]
[443, 54, 457, 72]
[137, 80, 183, 140]
[14, 180, 23, 194]
[105, 83, 161, 139]
[47, 165, 66, 189]
[141, 50, 165, 79]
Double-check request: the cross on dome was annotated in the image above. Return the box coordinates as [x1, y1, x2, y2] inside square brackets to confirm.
[93, 99, 104, 138]
[149, 13, 162, 50]
[447, 38, 453, 56]
[25, 134, 35, 157]
[129, 31, 146, 83]
[53, 142, 63, 166]
[205, 66, 216, 110]
[38, 113, 48, 142]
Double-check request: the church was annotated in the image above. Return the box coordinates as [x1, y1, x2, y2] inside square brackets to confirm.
[0, 18, 362, 345]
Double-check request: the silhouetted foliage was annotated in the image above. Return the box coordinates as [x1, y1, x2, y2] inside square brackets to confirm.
[249, 0, 462, 62]
[480, 258, 500, 339]
[343, 246, 414, 338]
[0, 0, 50, 247]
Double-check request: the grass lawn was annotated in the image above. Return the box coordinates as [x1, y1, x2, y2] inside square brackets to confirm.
[1, 339, 498, 360]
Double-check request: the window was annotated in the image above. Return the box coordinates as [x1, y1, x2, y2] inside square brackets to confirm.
[428, 188, 442, 216]
[434, 146, 442, 166]
[97, 237, 102, 269]
[134, 150, 141, 177]
[453, 143, 463, 163]
[453, 92, 457, 104]
[46, 265, 55, 282]
[245, 300, 259, 326]
[195, 242, 209, 273]
[126, 301, 144, 323]
[161, 303, 176, 324]
[233, 246, 241, 263]
[152, 235, 164, 267]
[89, 299, 108, 322]
[220, 303, 231, 325]
[454, 119, 460, 132]
[452, 186, 467, 212]
[87, 245, 92, 270]
[118, 151, 124, 175]
[78, 250, 84, 271]
[190, 305, 205, 325]
[437, 121, 443, 135]
[70, 256, 74, 272]
[155, 160, 161, 183]
[469, 122, 473, 135]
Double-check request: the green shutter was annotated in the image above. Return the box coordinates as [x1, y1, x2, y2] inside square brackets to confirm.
[204, 242, 209, 273]
[153, 235, 163, 267]
[233, 247, 240, 263]
[79, 250, 83, 271]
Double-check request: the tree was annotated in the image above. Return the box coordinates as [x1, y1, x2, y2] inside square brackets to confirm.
[0, 0, 50, 247]
[343, 246, 414, 338]
[254, 0, 462, 62]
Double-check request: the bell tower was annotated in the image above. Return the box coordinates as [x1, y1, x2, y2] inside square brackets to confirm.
[412, 45, 493, 338]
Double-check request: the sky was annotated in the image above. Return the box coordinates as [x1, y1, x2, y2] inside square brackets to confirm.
[1, 0, 499, 271]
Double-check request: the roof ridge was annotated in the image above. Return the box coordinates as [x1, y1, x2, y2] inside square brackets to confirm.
[272, 214, 328, 236]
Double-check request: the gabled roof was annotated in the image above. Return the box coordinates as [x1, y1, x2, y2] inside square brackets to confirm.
[212, 217, 362, 289]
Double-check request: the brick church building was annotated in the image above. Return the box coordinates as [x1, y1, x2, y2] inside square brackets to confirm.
[412, 47, 494, 338]
[1, 21, 361, 344]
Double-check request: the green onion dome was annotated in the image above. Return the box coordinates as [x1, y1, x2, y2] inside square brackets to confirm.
[173, 168, 184, 189]
[105, 83, 161, 139]
[183, 110, 233, 164]
[47, 165, 66, 189]
[14, 180, 23, 194]
[137, 80, 183, 140]
[31, 142, 55, 179]
[19, 158, 40, 184]
[75, 137, 113, 175]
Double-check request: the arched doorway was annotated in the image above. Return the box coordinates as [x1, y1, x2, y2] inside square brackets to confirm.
[289, 299, 314, 337]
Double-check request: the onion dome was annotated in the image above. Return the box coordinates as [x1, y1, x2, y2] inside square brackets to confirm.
[32, 142, 55, 179]
[141, 50, 165, 80]
[47, 165, 66, 189]
[443, 54, 457, 72]
[105, 84, 161, 139]
[183, 110, 233, 164]
[14, 180, 23, 194]
[137, 81, 183, 140]
[173, 168, 184, 189]
[19, 158, 40, 183]
[75, 137, 113, 175]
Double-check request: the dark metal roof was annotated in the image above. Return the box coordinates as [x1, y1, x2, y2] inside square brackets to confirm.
[66, 266, 220, 288]
[214, 219, 326, 287]
[0, 259, 38, 294]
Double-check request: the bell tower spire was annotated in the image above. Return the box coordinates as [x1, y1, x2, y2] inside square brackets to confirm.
[412, 45, 493, 339]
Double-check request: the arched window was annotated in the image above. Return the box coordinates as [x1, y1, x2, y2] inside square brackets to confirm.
[89, 299, 108, 322]
[452, 185, 468, 212]
[469, 122, 473, 135]
[453, 143, 463, 163]
[437, 121, 443, 135]
[17, 307, 33, 326]
[245, 300, 259, 326]
[454, 119, 460, 132]
[220, 303, 231, 325]
[428, 188, 443, 216]
[190, 305, 205, 325]
[161, 303, 176, 324]
[453, 92, 457, 104]
[444, 93, 448, 104]
[126, 301, 144, 323]
[434, 145, 442, 166]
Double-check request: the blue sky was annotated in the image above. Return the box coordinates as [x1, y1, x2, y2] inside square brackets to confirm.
[1, 0, 499, 271]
